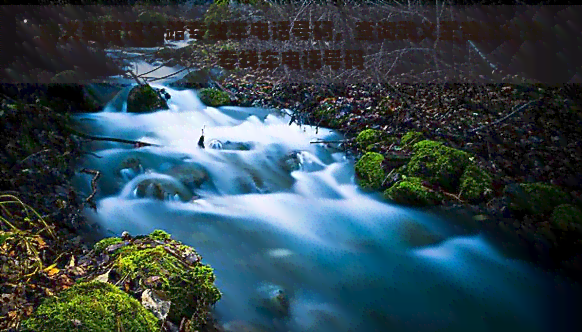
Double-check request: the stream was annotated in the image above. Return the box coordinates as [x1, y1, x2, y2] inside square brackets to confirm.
[71, 81, 581, 331]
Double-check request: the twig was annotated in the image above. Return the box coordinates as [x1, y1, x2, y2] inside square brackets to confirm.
[441, 190, 466, 203]
[15, 149, 52, 166]
[79, 168, 100, 211]
[468, 99, 539, 133]
[65, 125, 162, 147]
[142, 64, 194, 83]
[81, 151, 103, 159]
[310, 139, 349, 144]
[381, 168, 395, 188]
[136, 59, 177, 78]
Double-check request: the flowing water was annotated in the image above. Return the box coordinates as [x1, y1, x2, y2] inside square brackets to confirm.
[72, 84, 581, 332]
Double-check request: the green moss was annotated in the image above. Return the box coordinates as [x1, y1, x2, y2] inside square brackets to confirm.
[505, 182, 571, 215]
[551, 204, 582, 230]
[356, 129, 382, 150]
[354, 152, 385, 190]
[407, 140, 471, 191]
[400, 131, 424, 146]
[127, 84, 169, 113]
[149, 229, 171, 241]
[383, 177, 442, 206]
[22, 281, 159, 332]
[93, 237, 123, 255]
[459, 164, 493, 203]
[111, 231, 221, 329]
[198, 88, 231, 107]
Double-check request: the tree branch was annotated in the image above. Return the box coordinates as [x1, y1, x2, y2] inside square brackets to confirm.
[65, 125, 162, 147]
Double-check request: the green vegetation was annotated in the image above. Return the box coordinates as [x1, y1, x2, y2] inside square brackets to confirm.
[356, 129, 382, 151]
[407, 140, 471, 192]
[384, 176, 442, 206]
[459, 164, 493, 203]
[198, 88, 231, 107]
[354, 152, 385, 190]
[149, 229, 172, 241]
[93, 237, 123, 255]
[400, 131, 424, 146]
[105, 230, 221, 329]
[551, 204, 582, 231]
[127, 84, 169, 113]
[505, 182, 571, 215]
[22, 282, 159, 332]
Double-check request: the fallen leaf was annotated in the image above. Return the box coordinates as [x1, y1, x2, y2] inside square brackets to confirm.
[94, 269, 110, 283]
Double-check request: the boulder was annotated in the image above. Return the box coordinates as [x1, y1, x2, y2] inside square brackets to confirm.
[134, 178, 194, 201]
[127, 84, 169, 113]
[407, 140, 471, 192]
[356, 129, 382, 151]
[85, 230, 222, 331]
[22, 281, 159, 332]
[384, 176, 443, 206]
[354, 152, 385, 190]
[504, 182, 571, 215]
[551, 204, 582, 231]
[459, 164, 493, 203]
[164, 162, 210, 189]
[198, 88, 231, 107]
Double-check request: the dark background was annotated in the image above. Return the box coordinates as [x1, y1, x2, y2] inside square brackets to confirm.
[2, 1, 581, 83]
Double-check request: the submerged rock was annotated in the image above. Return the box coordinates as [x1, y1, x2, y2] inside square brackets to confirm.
[256, 283, 290, 318]
[127, 84, 169, 113]
[22, 281, 159, 332]
[207, 139, 254, 151]
[134, 178, 193, 201]
[164, 162, 210, 189]
[281, 151, 302, 173]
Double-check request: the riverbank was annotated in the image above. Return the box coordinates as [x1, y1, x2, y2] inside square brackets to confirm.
[3, 44, 582, 331]
[2, 76, 582, 331]
[0, 89, 227, 332]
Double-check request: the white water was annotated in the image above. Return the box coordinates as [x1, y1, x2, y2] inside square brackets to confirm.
[73, 84, 580, 332]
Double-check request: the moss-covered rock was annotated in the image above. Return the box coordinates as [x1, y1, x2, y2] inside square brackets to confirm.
[383, 177, 443, 206]
[459, 164, 493, 203]
[22, 281, 159, 332]
[198, 88, 231, 107]
[551, 204, 582, 231]
[355, 152, 385, 190]
[103, 230, 221, 330]
[93, 237, 124, 255]
[356, 129, 382, 150]
[127, 84, 169, 113]
[504, 182, 571, 215]
[400, 131, 424, 146]
[407, 140, 471, 191]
